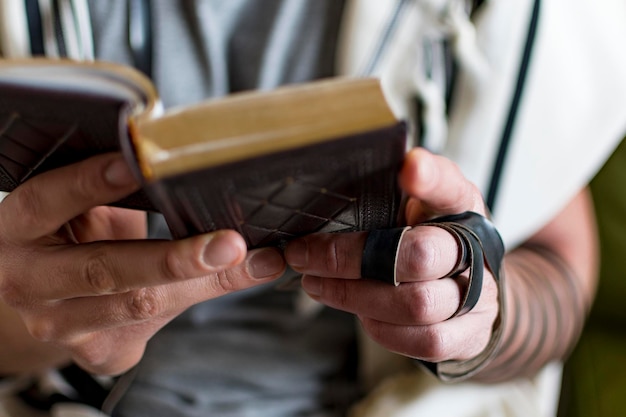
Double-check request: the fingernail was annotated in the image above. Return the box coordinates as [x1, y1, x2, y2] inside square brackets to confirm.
[284, 239, 307, 269]
[203, 232, 243, 268]
[105, 156, 136, 187]
[246, 248, 286, 279]
[301, 275, 321, 297]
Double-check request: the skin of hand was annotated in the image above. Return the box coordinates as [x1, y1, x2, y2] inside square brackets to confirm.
[284, 147, 598, 368]
[0, 153, 286, 376]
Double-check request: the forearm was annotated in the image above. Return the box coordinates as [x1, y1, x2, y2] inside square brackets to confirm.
[474, 245, 591, 382]
[474, 188, 598, 382]
[0, 300, 71, 375]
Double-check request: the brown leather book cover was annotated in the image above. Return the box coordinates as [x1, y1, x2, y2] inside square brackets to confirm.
[0, 59, 406, 247]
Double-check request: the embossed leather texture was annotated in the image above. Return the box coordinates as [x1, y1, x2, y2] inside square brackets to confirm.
[145, 123, 407, 245]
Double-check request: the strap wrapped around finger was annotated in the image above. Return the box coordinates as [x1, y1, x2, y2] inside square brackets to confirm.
[361, 226, 411, 286]
[359, 211, 507, 382]
[422, 211, 504, 318]
[417, 211, 506, 381]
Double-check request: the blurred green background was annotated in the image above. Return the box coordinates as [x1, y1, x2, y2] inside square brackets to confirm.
[559, 138, 626, 417]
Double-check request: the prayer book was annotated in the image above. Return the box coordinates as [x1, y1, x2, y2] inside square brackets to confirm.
[0, 59, 406, 247]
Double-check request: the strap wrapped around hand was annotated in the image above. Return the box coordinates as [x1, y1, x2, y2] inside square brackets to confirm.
[417, 211, 506, 381]
[360, 211, 506, 381]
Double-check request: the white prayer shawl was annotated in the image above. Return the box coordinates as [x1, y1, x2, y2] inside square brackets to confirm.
[338, 0, 626, 249]
[337, 1, 626, 416]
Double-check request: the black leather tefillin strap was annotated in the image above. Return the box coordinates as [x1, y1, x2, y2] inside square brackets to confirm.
[361, 211, 506, 380]
[421, 211, 505, 317]
[361, 226, 411, 286]
[418, 211, 505, 380]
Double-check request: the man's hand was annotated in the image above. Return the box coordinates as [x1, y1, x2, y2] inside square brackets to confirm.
[0, 153, 286, 375]
[285, 148, 499, 363]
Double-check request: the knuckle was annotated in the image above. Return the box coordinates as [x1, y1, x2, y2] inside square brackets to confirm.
[360, 317, 386, 345]
[404, 285, 436, 322]
[70, 340, 109, 370]
[82, 250, 118, 294]
[327, 279, 350, 307]
[162, 248, 195, 281]
[212, 269, 241, 293]
[125, 288, 163, 321]
[402, 232, 438, 277]
[28, 317, 61, 343]
[69, 166, 101, 204]
[324, 239, 343, 275]
[0, 279, 21, 306]
[73, 339, 145, 376]
[420, 326, 448, 360]
[8, 186, 49, 232]
[0, 274, 32, 309]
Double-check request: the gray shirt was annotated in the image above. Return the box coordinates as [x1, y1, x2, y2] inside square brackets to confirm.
[88, 1, 358, 416]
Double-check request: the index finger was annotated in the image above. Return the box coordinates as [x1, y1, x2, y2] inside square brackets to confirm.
[284, 226, 459, 283]
[18, 230, 249, 301]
